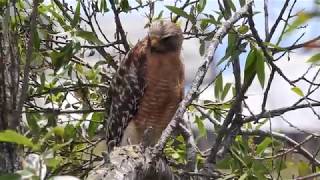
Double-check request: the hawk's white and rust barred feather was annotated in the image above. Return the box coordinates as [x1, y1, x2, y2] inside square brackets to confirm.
[105, 21, 184, 147]
[106, 40, 149, 146]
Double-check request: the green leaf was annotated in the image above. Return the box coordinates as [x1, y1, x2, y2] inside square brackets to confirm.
[49, 9, 67, 29]
[53, 126, 65, 137]
[239, 0, 246, 6]
[0, 174, 21, 180]
[218, 33, 237, 65]
[0, 130, 34, 148]
[33, 29, 40, 51]
[64, 124, 76, 140]
[39, 72, 46, 92]
[214, 74, 223, 99]
[307, 53, 320, 63]
[226, 0, 236, 11]
[194, 116, 206, 137]
[71, 0, 81, 28]
[256, 49, 265, 88]
[52, 139, 73, 151]
[75, 31, 104, 45]
[291, 87, 304, 96]
[197, 0, 206, 13]
[256, 137, 272, 155]
[263, 42, 285, 51]
[26, 113, 40, 135]
[88, 112, 104, 138]
[239, 172, 248, 180]
[298, 161, 311, 176]
[238, 25, 249, 34]
[221, 83, 232, 101]
[135, 0, 142, 5]
[156, 10, 164, 20]
[244, 49, 257, 86]
[255, 118, 268, 130]
[45, 157, 63, 170]
[99, 0, 109, 12]
[50, 43, 74, 72]
[200, 18, 218, 26]
[285, 12, 311, 34]
[222, 0, 233, 18]
[274, 158, 287, 172]
[120, 0, 130, 12]
[166, 6, 192, 20]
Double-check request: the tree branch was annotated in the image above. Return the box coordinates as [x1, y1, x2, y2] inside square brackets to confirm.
[109, 0, 130, 52]
[153, 0, 254, 163]
[15, 0, 40, 128]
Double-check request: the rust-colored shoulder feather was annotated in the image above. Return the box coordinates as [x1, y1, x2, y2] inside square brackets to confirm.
[105, 39, 149, 146]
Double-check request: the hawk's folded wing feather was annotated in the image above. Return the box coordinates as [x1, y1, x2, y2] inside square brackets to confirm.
[105, 39, 149, 146]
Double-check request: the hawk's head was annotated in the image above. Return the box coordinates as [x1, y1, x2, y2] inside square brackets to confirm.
[148, 20, 183, 53]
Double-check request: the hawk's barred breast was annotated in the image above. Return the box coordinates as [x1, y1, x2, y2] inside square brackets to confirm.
[105, 21, 184, 147]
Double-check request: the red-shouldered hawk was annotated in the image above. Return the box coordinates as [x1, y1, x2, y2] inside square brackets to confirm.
[105, 20, 184, 147]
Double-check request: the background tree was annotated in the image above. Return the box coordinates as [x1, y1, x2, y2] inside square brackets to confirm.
[0, 0, 320, 179]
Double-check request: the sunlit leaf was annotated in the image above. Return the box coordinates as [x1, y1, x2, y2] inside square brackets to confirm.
[238, 25, 249, 34]
[99, 0, 109, 12]
[0, 130, 34, 148]
[26, 113, 40, 135]
[50, 43, 74, 72]
[214, 74, 223, 99]
[298, 161, 311, 176]
[45, 157, 63, 170]
[88, 112, 104, 138]
[285, 12, 311, 34]
[166, 6, 193, 21]
[244, 48, 257, 86]
[307, 53, 320, 63]
[0, 174, 21, 180]
[33, 29, 40, 50]
[197, 0, 206, 13]
[200, 18, 218, 26]
[64, 124, 76, 140]
[52, 139, 73, 151]
[263, 42, 285, 51]
[221, 83, 232, 101]
[239, 172, 248, 180]
[71, 0, 81, 28]
[53, 126, 64, 137]
[75, 31, 104, 45]
[194, 116, 206, 137]
[256, 49, 265, 88]
[218, 33, 238, 65]
[291, 87, 304, 96]
[256, 137, 272, 155]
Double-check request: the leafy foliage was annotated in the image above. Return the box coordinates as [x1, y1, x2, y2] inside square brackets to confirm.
[0, 0, 319, 179]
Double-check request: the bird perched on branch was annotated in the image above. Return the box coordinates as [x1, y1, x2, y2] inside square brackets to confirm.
[105, 20, 184, 147]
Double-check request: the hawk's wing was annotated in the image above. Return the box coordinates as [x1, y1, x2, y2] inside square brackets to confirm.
[105, 39, 149, 146]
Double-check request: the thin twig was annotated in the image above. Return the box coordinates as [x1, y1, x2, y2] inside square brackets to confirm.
[266, 0, 291, 42]
[109, 0, 130, 52]
[243, 102, 320, 123]
[295, 172, 320, 180]
[16, 0, 40, 128]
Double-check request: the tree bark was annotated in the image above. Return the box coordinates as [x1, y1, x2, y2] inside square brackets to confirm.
[87, 145, 178, 180]
[0, 3, 21, 172]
